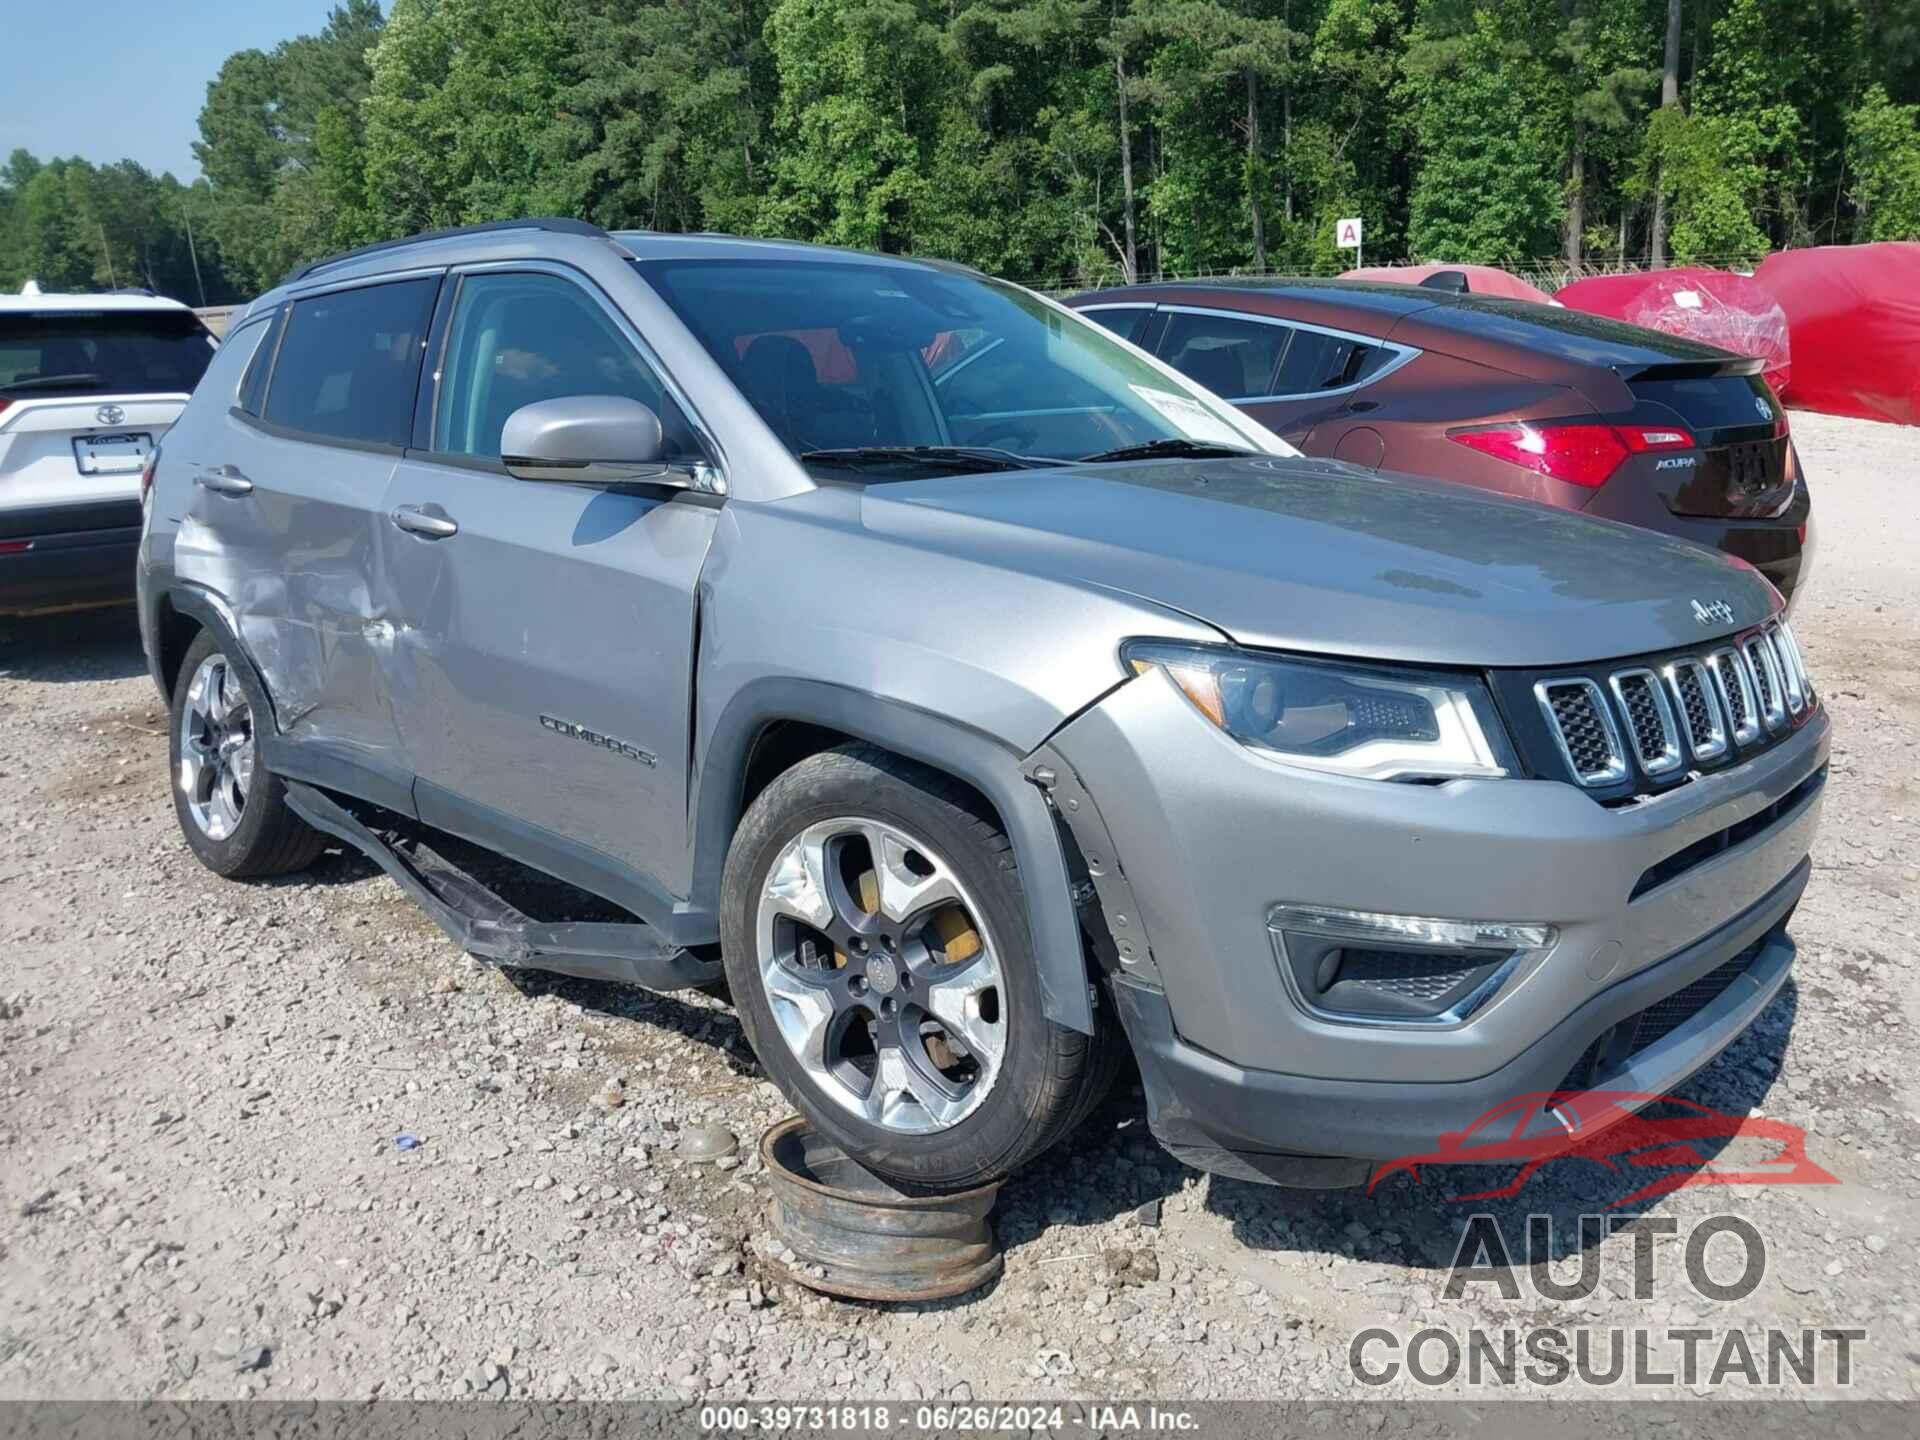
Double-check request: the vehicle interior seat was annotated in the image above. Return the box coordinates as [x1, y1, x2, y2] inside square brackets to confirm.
[737, 333, 873, 451]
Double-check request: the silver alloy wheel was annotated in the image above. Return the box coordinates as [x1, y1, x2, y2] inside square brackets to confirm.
[178, 653, 255, 842]
[754, 816, 1007, 1135]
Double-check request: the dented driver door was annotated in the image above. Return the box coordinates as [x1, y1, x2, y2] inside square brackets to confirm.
[377, 266, 717, 922]
[378, 461, 715, 919]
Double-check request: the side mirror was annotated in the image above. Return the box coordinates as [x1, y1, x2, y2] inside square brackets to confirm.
[501, 396, 683, 487]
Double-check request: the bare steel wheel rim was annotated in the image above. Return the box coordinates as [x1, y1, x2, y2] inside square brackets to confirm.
[178, 654, 255, 842]
[754, 816, 1007, 1135]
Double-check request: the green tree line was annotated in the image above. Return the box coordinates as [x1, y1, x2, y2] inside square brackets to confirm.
[0, 151, 226, 302]
[5, 0, 1919, 304]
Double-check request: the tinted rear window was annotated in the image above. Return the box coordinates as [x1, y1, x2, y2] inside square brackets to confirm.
[237, 307, 285, 416]
[1160, 311, 1288, 398]
[0, 310, 214, 399]
[1273, 328, 1379, 394]
[265, 279, 437, 446]
[1632, 373, 1778, 433]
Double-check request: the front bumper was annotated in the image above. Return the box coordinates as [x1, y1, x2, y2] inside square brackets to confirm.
[1109, 866, 1800, 1185]
[1046, 666, 1828, 1181]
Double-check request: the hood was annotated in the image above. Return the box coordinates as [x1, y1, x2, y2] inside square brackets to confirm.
[860, 457, 1779, 668]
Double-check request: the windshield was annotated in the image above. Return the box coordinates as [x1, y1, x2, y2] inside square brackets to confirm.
[0, 310, 215, 399]
[635, 257, 1284, 471]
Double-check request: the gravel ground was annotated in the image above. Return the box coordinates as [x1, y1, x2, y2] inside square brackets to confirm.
[0, 410, 1916, 1404]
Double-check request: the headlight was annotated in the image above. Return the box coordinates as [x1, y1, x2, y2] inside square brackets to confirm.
[1121, 639, 1513, 782]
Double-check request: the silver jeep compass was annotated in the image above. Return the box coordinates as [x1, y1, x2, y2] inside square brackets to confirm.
[137, 220, 1827, 1192]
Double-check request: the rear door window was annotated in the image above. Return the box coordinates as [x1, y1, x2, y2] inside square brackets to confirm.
[194, 317, 273, 412]
[264, 279, 438, 447]
[1158, 311, 1289, 399]
[0, 310, 215, 400]
[1271, 327, 1381, 395]
[236, 307, 285, 416]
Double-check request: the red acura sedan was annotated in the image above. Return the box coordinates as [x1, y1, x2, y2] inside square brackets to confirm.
[1067, 278, 1812, 601]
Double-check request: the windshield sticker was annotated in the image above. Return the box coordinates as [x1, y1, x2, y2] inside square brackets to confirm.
[1128, 385, 1247, 447]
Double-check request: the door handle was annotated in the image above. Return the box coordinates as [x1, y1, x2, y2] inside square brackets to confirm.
[195, 465, 253, 496]
[391, 504, 459, 539]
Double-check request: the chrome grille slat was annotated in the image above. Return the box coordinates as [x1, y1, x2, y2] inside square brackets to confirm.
[1775, 622, 1814, 707]
[1708, 646, 1763, 746]
[1743, 633, 1788, 732]
[1664, 657, 1728, 761]
[1534, 678, 1627, 786]
[1609, 668, 1683, 775]
[1768, 623, 1806, 716]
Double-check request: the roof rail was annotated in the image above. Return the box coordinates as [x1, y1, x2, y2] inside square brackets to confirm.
[281, 217, 610, 287]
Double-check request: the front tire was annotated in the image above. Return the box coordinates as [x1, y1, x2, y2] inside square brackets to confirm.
[721, 744, 1106, 1192]
[168, 629, 326, 878]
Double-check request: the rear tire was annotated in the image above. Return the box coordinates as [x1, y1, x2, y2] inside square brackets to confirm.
[167, 629, 326, 879]
[721, 744, 1105, 1191]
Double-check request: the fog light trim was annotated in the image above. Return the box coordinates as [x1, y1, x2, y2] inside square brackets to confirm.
[1267, 905, 1558, 1029]
[1267, 904, 1554, 953]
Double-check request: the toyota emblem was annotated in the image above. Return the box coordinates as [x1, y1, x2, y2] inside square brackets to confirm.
[95, 404, 126, 427]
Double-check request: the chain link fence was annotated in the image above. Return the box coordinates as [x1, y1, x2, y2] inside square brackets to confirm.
[1030, 255, 1771, 298]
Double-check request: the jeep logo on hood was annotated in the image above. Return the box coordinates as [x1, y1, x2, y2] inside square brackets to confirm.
[1691, 598, 1737, 627]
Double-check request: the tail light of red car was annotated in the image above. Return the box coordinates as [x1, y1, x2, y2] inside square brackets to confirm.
[1447, 420, 1696, 490]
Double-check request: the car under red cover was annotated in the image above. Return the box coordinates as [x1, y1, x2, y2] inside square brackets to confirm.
[1757, 242, 1920, 426]
[1556, 267, 1792, 399]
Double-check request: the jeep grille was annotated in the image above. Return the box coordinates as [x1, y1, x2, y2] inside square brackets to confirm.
[1531, 622, 1813, 793]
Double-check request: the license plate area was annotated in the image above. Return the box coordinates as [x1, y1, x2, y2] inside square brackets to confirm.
[72, 431, 152, 475]
[1724, 440, 1776, 499]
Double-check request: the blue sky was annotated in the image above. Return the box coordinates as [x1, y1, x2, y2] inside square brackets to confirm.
[0, 1, 355, 181]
